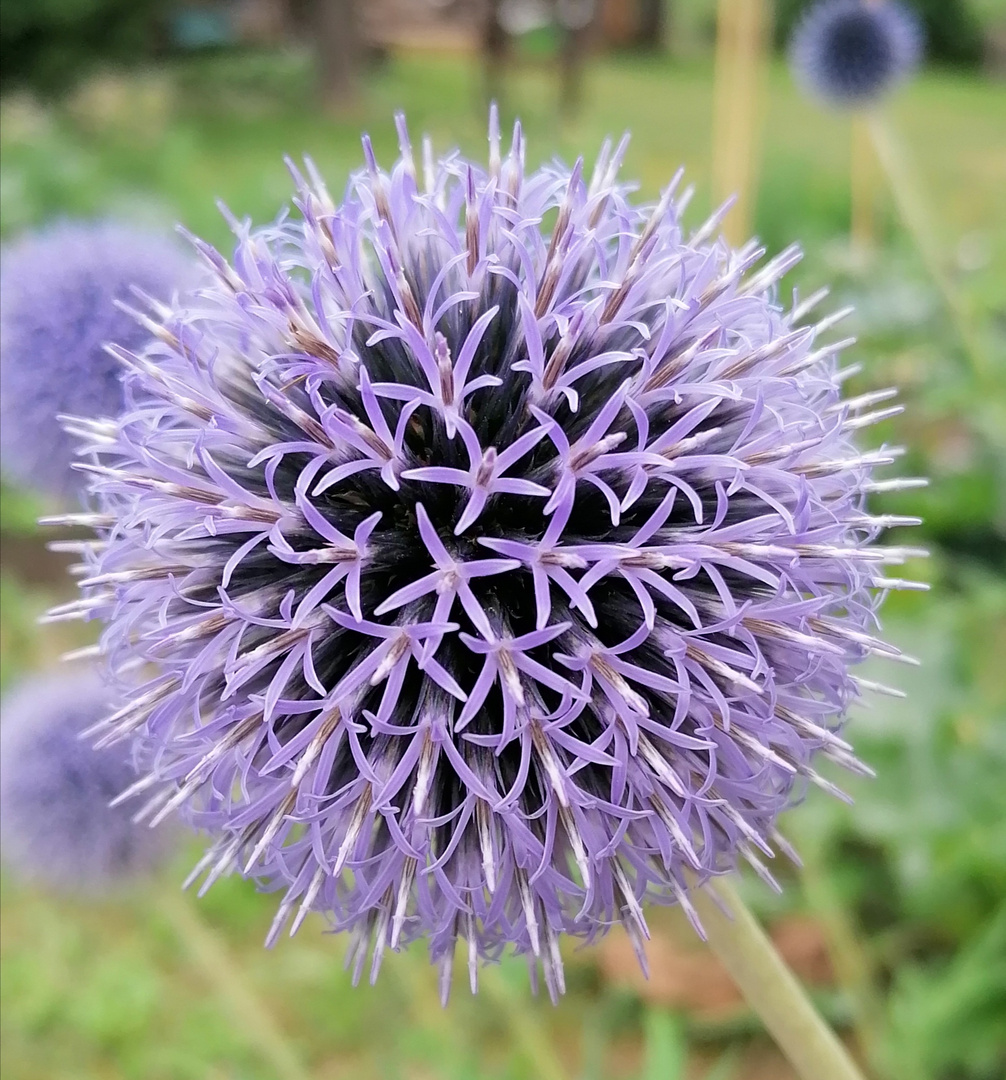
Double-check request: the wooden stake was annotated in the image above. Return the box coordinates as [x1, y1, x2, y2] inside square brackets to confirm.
[850, 114, 876, 260]
[712, 0, 771, 246]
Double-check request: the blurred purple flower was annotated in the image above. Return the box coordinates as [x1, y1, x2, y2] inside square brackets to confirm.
[56, 111, 921, 999]
[0, 668, 173, 891]
[0, 219, 192, 500]
[789, 0, 923, 107]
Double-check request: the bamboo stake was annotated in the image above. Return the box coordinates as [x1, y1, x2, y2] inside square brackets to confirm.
[690, 876, 866, 1080]
[712, 0, 772, 245]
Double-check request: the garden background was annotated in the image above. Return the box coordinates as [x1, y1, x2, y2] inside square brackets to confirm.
[1, 1, 1004, 1078]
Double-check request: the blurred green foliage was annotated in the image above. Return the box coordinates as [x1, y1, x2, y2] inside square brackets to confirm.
[1, 47, 1004, 1080]
[0, 0, 170, 94]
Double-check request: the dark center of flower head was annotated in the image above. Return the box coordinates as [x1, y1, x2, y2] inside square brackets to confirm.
[822, 8, 896, 95]
[790, 0, 922, 106]
[58, 110, 920, 1000]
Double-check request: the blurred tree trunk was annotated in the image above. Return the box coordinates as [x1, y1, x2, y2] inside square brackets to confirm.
[482, 0, 508, 108]
[558, 24, 585, 118]
[634, 0, 668, 51]
[313, 0, 360, 113]
[557, 0, 596, 119]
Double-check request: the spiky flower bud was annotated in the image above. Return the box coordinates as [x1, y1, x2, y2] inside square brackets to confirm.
[0, 220, 191, 500]
[56, 112, 921, 1000]
[790, 0, 923, 107]
[0, 669, 173, 891]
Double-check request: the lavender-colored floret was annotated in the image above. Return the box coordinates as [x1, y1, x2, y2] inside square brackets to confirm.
[0, 668, 172, 891]
[789, 0, 923, 107]
[0, 219, 191, 500]
[57, 111, 921, 999]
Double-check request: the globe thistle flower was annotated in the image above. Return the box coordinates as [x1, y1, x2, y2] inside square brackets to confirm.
[0, 219, 192, 501]
[53, 111, 923, 1000]
[790, 0, 923, 108]
[0, 668, 172, 891]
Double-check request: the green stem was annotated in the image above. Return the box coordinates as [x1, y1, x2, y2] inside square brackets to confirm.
[866, 113, 989, 380]
[385, 945, 569, 1080]
[798, 835, 887, 1073]
[479, 962, 570, 1080]
[690, 876, 866, 1080]
[158, 890, 311, 1080]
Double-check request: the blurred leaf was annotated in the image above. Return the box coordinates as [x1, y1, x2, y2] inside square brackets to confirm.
[0, 480, 46, 534]
[702, 1046, 742, 1080]
[884, 905, 1006, 1080]
[639, 1010, 685, 1080]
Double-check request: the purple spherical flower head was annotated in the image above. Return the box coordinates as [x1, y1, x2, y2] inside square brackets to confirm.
[0, 668, 172, 891]
[58, 110, 922, 1000]
[0, 219, 192, 501]
[790, 0, 923, 107]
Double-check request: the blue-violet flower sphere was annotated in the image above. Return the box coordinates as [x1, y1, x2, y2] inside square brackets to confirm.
[0, 668, 172, 891]
[59, 112, 921, 1000]
[0, 219, 191, 500]
[789, 0, 923, 107]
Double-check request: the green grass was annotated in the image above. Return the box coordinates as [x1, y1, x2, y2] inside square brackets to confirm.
[1, 47, 1004, 1080]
